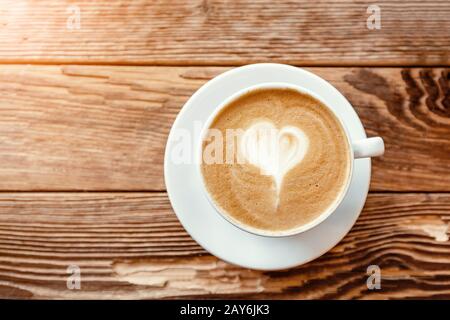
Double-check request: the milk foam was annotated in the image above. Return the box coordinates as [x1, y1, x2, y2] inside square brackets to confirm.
[240, 120, 309, 206]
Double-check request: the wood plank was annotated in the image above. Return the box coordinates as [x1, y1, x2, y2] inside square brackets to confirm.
[0, 0, 449, 66]
[0, 65, 449, 191]
[0, 192, 449, 299]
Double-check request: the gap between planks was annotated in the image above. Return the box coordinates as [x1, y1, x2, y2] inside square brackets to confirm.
[0, 191, 448, 194]
[0, 61, 448, 68]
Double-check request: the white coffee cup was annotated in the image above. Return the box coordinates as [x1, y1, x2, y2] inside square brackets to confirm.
[198, 82, 384, 237]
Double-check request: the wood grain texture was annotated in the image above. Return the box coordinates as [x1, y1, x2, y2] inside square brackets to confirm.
[0, 0, 449, 66]
[0, 192, 448, 299]
[0, 65, 449, 191]
[1, 0, 448, 302]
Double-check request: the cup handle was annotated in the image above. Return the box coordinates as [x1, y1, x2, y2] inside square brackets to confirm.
[352, 137, 385, 159]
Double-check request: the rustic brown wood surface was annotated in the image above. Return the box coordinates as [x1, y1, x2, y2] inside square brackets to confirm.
[0, 0, 449, 66]
[0, 0, 449, 300]
[0, 66, 449, 192]
[0, 193, 449, 299]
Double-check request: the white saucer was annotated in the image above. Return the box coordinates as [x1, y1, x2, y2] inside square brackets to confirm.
[164, 64, 370, 270]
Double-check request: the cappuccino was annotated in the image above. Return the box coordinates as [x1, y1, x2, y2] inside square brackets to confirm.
[201, 88, 351, 233]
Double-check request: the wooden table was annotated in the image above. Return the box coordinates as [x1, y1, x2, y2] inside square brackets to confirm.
[0, 0, 449, 299]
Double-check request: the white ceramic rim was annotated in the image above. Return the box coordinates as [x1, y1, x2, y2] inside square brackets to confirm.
[197, 82, 354, 237]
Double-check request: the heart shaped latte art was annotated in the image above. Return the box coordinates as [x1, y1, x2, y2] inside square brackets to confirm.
[240, 121, 309, 206]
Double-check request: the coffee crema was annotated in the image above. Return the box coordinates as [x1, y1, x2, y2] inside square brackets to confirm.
[201, 88, 351, 233]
